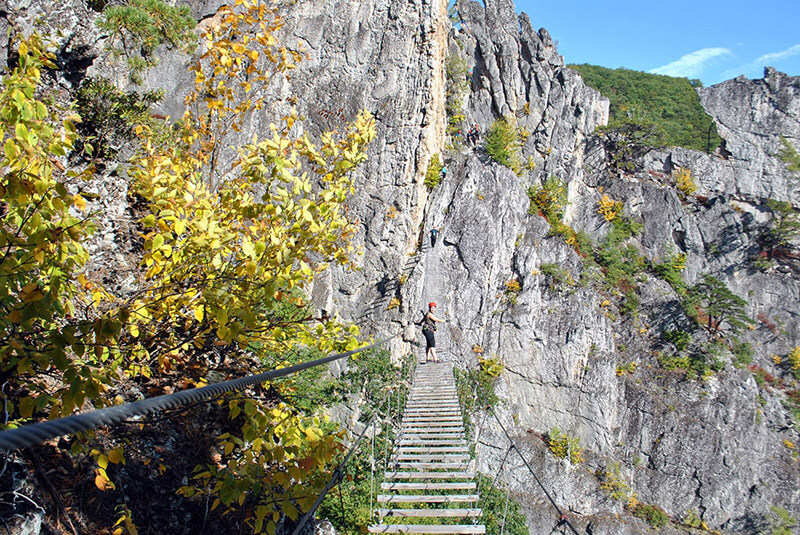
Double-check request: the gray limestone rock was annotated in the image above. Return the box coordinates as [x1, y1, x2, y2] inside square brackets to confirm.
[2, 0, 800, 533]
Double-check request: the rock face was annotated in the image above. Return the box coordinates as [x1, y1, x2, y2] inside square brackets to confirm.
[693, 67, 800, 203]
[2, 0, 800, 533]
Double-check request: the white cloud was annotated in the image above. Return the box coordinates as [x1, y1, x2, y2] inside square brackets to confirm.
[721, 43, 800, 80]
[649, 48, 733, 78]
[756, 43, 800, 64]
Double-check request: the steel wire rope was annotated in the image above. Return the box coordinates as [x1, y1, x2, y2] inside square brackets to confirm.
[486, 405, 582, 535]
[369, 418, 376, 525]
[382, 389, 391, 473]
[291, 409, 381, 535]
[288, 382, 394, 535]
[499, 487, 511, 535]
[290, 351, 416, 535]
[459, 370, 584, 535]
[0, 335, 397, 452]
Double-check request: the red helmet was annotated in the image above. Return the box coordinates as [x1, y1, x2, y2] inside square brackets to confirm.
[429, 302, 437, 309]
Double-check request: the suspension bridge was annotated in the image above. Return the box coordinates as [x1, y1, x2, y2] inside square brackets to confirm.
[0, 227, 586, 534]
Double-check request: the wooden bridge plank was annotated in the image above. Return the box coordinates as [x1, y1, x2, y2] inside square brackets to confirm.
[368, 525, 485, 534]
[380, 482, 476, 490]
[377, 495, 479, 504]
[377, 509, 482, 518]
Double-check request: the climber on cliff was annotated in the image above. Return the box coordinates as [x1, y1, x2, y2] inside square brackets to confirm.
[440, 163, 447, 181]
[430, 226, 441, 248]
[422, 301, 445, 363]
[468, 123, 480, 145]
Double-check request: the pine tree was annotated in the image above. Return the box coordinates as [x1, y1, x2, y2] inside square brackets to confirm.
[687, 275, 752, 334]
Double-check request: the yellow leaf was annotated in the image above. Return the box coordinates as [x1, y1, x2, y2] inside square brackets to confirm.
[95, 470, 113, 491]
[73, 194, 87, 211]
[108, 447, 124, 465]
[194, 306, 205, 322]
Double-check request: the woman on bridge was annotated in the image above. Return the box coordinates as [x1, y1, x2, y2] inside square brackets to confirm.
[422, 301, 445, 363]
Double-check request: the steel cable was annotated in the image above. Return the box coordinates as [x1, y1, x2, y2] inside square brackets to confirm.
[0, 336, 396, 452]
[486, 405, 582, 535]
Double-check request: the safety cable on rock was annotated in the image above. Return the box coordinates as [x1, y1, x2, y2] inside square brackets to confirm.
[0, 335, 397, 452]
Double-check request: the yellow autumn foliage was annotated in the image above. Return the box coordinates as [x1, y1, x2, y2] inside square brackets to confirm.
[1, 2, 376, 532]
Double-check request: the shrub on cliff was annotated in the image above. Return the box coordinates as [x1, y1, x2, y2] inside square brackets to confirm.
[2, 2, 376, 531]
[98, 0, 197, 83]
[425, 153, 444, 188]
[486, 116, 522, 173]
[445, 54, 470, 136]
[686, 275, 753, 334]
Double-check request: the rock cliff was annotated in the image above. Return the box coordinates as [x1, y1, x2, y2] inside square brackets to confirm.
[2, 0, 799, 533]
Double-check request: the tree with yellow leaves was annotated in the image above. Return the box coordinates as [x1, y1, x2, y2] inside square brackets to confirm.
[1, 1, 376, 532]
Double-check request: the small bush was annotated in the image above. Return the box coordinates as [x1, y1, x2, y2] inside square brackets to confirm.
[682, 509, 703, 529]
[620, 289, 639, 316]
[606, 216, 643, 245]
[476, 475, 530, 535]
[632, 502, 669, 528]
[455, 366, 499, 415]
[547, 427, 583, 463]
[788, 347, 800, 379]
[505, 278, 521, 294]
[653, 251, 687, 295]
[731, 339, 754, 368]
[98, 0, 197, 83]
[769, 506, 797, 535]
[478, 356, 504, 378]
[616, 362, 637, 376]
[528, 176, 568, 223]
[778, 137, 800, 175]
[597, 194, 623, 221]
[539, 263, 574, 291]
[597, 463, 633, 502]
[663, 329, 691, 352]
[424, 153, 443, 188]
[445, 55, 470, 136]
[75, 77, 165, 158]
[657, 352, 690, 371]
[672, 167, 697, 197]
[486, 116, 522, 173]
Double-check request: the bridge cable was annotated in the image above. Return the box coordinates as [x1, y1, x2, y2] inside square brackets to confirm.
[486, 404, 582, 535]
[0, 335, 396, 452]
[500, 487, 511, 535]
[293, 354, 412, 534]
[369, 417, 377, 525]
[291, 409, 381, 535]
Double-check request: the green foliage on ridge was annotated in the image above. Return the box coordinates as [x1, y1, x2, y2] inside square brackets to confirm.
[98, 0, 197, 83]
[569, 64, 723, 153]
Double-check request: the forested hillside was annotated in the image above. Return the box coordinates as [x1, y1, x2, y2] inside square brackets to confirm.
[569, 64, 723, 152]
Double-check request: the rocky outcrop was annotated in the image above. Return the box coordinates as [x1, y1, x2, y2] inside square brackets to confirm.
[2, 0, 799, 533]
[693, 67, 800, 203]
[392, 2, 800, 534]
[455, 0, 608, 180]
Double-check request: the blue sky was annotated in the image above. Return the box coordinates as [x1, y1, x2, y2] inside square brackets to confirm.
[511, 0, 800, 86]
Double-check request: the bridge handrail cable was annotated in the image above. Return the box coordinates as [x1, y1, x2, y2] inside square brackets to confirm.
[0, 335, 397, 452]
